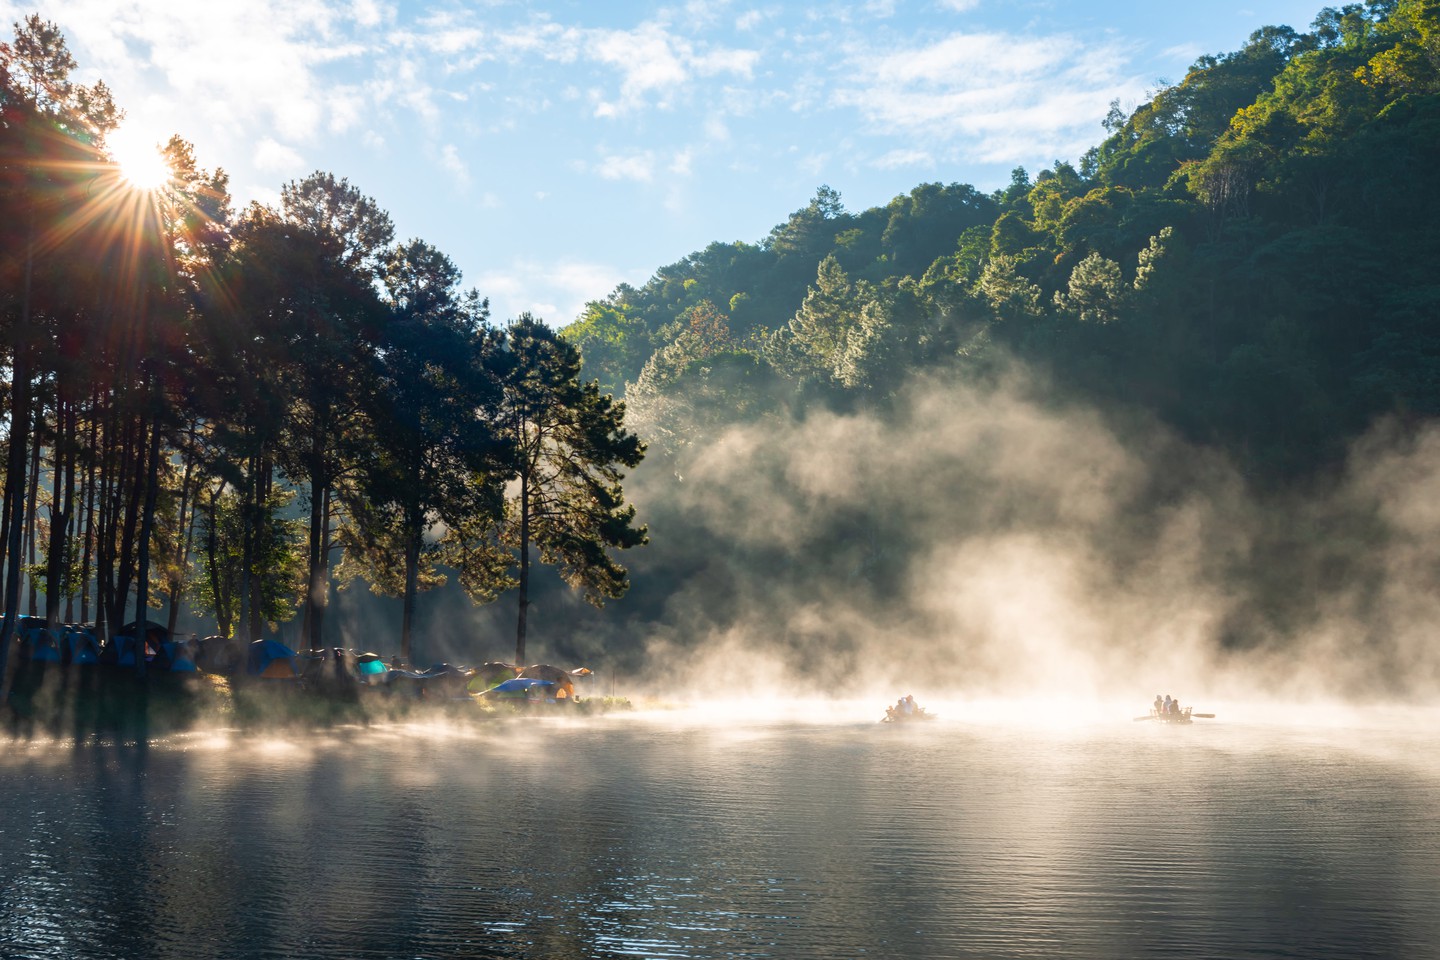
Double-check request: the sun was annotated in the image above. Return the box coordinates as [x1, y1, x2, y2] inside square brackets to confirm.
[107, 125, 171, 192]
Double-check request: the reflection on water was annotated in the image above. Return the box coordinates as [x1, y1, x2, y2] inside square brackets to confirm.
[1, 704, 1438, 959]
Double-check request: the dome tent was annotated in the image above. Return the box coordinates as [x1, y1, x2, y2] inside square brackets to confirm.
[247, 639, 300, 679]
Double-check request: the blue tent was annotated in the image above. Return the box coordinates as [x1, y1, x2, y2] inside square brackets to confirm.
[349, 652, 391, 685]
[63, 630, 101, 665]
[247, 639, 300, 679]
[158, 640, 199, 672]
[483, 677, 555, 699]
[105, 634, 153, 667]
[22, 627, 62, 663]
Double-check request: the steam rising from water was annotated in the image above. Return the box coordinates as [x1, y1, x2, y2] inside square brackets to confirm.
[619, 363, 1440, 705]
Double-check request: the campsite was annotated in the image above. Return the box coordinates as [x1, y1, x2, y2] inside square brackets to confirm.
[4, 623, 620, 740]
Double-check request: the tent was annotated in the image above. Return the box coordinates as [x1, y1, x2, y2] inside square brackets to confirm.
[467, 660, 519, 694]
[63, 629, 101, 665]
[197, 636, 243, 674]
[120, 620, 169, 645]
[21, 627, 62, 663]
[517, 664, 584, 699]
[247, 639, 300, 679]
[482, 677, 555, 699]
[157, 639, 199, 672]
[353, 652, 390, 684]
[103, 634, 155, 667]
[417, 662, 474, 699]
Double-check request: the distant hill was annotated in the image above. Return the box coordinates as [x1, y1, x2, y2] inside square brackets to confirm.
[563, 0, 1440, 487]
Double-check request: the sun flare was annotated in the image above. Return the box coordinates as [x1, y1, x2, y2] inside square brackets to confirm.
[107, 126, 170, 191]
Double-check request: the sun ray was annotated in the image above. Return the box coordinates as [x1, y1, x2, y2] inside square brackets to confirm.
[106, 124, 171, 192]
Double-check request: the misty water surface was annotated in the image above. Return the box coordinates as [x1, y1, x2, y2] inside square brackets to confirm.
[1, 704, 1437, 960]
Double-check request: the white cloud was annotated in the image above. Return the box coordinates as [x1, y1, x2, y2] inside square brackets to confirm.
[693, 47, 761, 78]
[439, 143, 470, 184]
[936, 0, 981, 11]
[835, 29, 1143, 163]
[582, 21, 758, 115]
[797, 150, 830, 177]
[254, 137, 305, 173]
[246, 184, 284, 213]
[587, 23, 691, 111]
[349, 0, 390, 29]
[476, 258, 644, 325]
[596, 151, 657, 182]
[872, 148, 933, 169]
[1162, 42, 1204, 65]
[26, 0, 379, 179]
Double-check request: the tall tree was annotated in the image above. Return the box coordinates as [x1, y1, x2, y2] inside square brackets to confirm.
[339, 239, 504, 663]
[276, 172, 393, 651]
[496, 315, 647, 665]
[0, 15, 117, 684]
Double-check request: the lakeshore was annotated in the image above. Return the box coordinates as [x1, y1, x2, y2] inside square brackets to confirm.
[2, 662, 630, 743]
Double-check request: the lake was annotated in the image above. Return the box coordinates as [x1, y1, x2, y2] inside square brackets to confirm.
[1, 700, 1437, 959]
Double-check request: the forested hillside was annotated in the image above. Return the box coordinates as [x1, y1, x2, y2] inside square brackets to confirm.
[565, 0, 1440, 486]
[552, 0, 1440, 693]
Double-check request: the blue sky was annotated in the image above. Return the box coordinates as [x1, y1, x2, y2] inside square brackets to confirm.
[13, 0, 1325, 325]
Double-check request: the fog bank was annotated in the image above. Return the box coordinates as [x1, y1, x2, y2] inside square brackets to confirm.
[610, 362, 1440, 704]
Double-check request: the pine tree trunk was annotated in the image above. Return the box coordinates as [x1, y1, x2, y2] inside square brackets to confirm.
[0, 217, 36, 687]
[515, 467, 529, 667]
[401, 501, 420, 665]
[305, 423, 327, 653]
[24, 425, 41, 616]
[133, 404, 162, 680]
[0, 343, 31, 686]
[166, 436, 197, 639]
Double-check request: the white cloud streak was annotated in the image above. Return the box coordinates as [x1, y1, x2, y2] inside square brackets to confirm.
[475, 258, 645, 325]
[834, 29, 1144, 162]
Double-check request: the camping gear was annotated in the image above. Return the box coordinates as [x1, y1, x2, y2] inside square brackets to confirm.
[103, 634, 154, 667]
[467, 661, 519, 694]
[120, 620, 169, 646]
[22, 627, 63, 663]
[157, 640, 199, 672]
[482, 677, 555, 700]
[247, 639, 300, 679]
[418, 663, 474, 699]
[517, 664, 581, 699]
[353, 652, 389, 684]
[64, 629, 101, 665]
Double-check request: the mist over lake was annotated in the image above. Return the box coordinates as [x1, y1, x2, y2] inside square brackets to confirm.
[1, 704, 1437, 960]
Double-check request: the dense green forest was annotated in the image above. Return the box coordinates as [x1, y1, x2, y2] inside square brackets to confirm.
[567, 0, 1440, 483]
[553, 0, 1440, 691]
